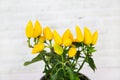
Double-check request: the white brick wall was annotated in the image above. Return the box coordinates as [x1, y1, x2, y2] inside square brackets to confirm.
[0, 0, 120, 80]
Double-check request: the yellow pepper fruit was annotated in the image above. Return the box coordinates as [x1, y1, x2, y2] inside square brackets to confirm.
[39, 36, 45, 43]
[43, 26, 53, 40]
[75, 25, 83, 42]
[68, 47, 77, 57]
[92, 31, 98, 45]
[53, 30, 62, 45]
[63, 38, 72, 46]
[69, 30, 74, 41]
[32, 43, 44, 54]
[25, 20, 33, 38]
[84, 27, 92, 45]
[53, 43, 63, 55]
[33, 20, 42, 38]
[62, 29, 73, 41]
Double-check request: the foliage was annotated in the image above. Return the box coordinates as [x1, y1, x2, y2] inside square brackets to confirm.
[24, 20, 98, 80]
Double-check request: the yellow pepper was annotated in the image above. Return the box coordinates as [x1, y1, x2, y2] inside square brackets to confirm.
[63, 38, 72, 46]
[25, 20, 33, 38]
[62, 29, 73, 41]
[32, 43, 44, 54]
[92, 31, 98, 45]
[68, 47, 77, 57]
[33, 20, 42, 38]
[75, 25, 83, 42]
[53, 30, 62, 45]
[53, 43, 63, 55]
[43, 26, 53, 40]
[84, 27, 92, 45]
[69, 30, 74, 41]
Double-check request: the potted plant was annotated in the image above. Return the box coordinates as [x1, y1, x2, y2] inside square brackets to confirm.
[24, 20, 98, 80]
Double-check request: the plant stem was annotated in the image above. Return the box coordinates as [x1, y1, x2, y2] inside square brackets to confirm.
[41, 54, 50, 70]
[27, 38, 33, 48]
[61, 54, 64, 68]
[71, 59, 75, 65]
[77, 57, 87, 73]
[34, 38, 37, 45]
[49, 40, 52, 46]
[61, 54, 66, 76]
[51, 62, 60, 74]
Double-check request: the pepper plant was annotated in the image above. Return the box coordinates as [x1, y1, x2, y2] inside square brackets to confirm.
[24, 20, 98, 80]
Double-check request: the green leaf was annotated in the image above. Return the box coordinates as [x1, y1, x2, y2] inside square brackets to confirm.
[87, 57, 96, 71]
[24, 51, 46, 66]
[66, 67, 74, 80]
[51, 68, 63, 80]
[86, 45, 96, 54]
[66, 67, 79, 80]
[88, 48, 96, 53]
[51, 73, 58, 80]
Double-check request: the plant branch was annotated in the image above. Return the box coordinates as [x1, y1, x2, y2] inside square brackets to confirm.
[41, 54, 50, 70]
[77, 56, 87, 73]
[27, 38, 33, 48]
